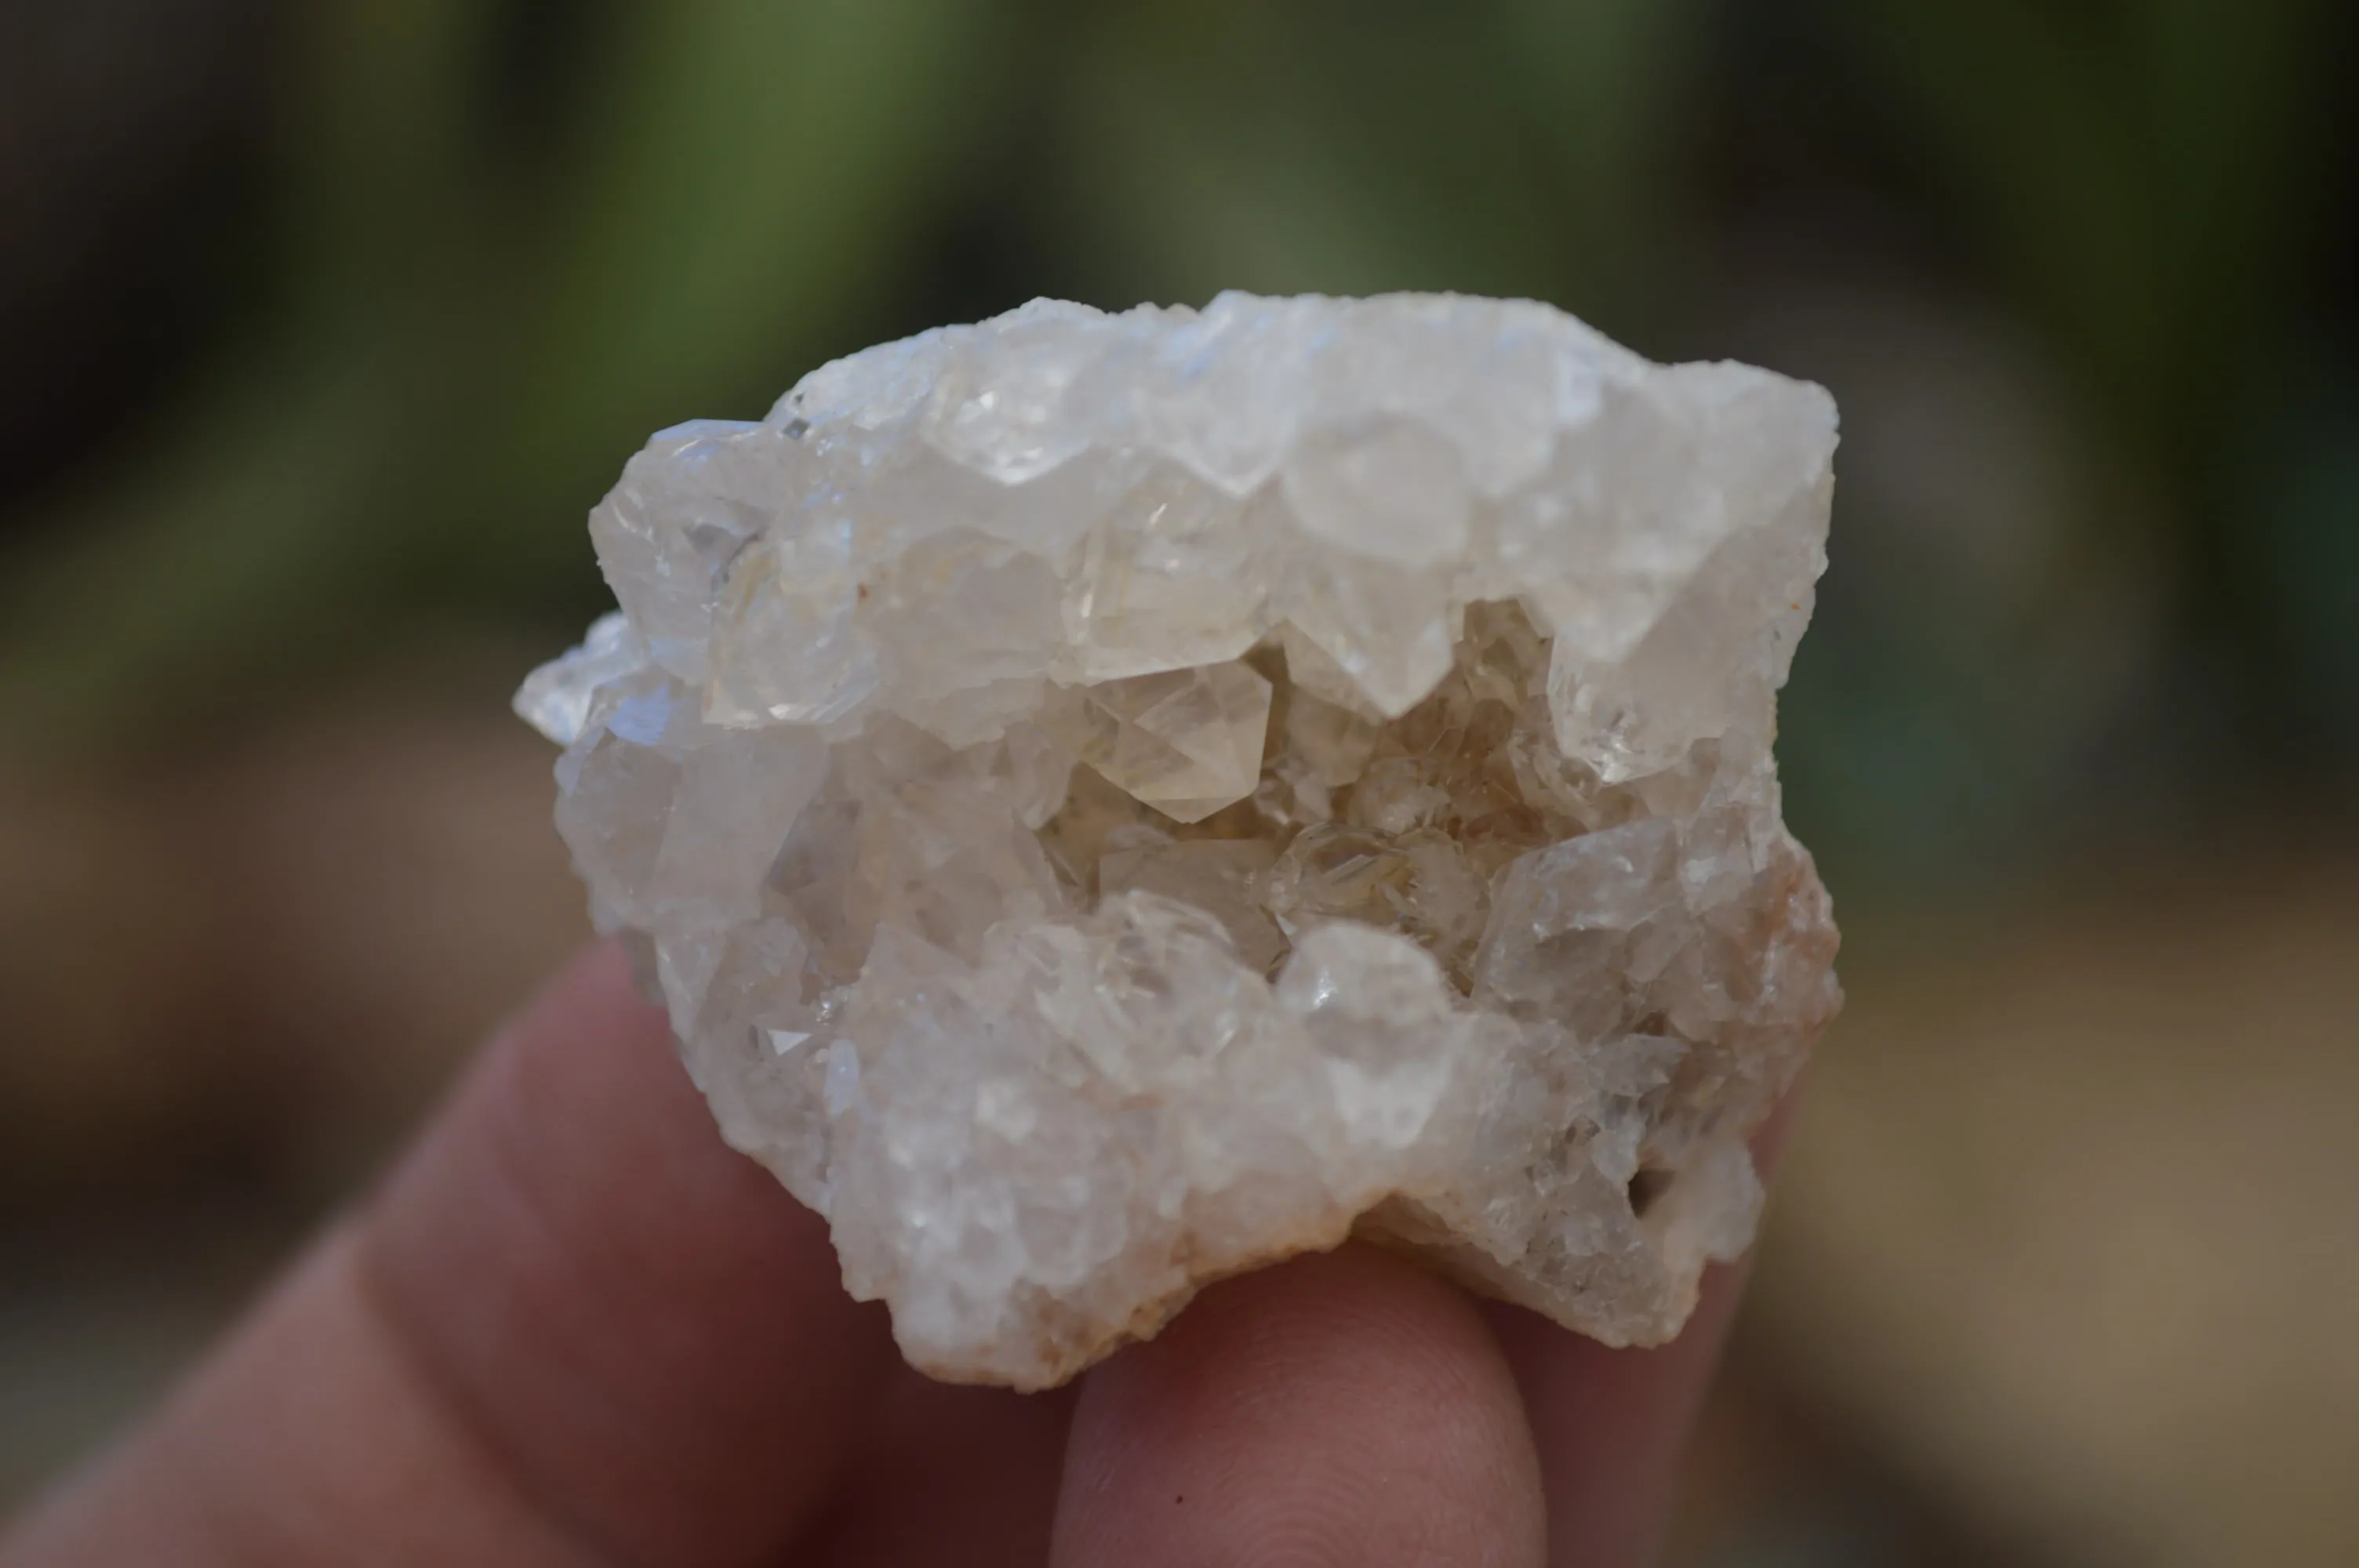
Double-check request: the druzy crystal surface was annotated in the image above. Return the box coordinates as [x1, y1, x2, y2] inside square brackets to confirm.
[517, 293, 1841, 1389]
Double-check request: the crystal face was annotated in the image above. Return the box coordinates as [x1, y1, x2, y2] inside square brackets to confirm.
[1063, 662, 1273, 823]
[518, 292, 1842, 1390]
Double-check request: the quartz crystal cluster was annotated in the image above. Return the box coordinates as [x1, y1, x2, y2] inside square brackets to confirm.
[517, 292, 1841, 1389]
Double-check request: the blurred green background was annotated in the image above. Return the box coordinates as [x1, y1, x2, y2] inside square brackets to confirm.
[2, 2, 2354, 1563]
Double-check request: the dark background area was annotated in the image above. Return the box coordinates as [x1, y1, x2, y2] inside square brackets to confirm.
[2, 3, 2354, 1563]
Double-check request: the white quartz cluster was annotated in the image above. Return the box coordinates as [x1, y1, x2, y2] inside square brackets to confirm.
[518, 293, 1841, 1388]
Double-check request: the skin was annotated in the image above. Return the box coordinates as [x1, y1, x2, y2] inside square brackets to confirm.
[1, 941, 1782, 1567]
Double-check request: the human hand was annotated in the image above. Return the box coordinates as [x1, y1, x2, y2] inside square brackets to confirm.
[1, 941, 1774, 1566]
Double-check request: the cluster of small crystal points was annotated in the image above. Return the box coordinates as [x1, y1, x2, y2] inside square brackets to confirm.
[517, 292, 1842, 1389]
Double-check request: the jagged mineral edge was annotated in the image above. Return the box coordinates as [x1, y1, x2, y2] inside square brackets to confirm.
[516, 292, 1843, 1390]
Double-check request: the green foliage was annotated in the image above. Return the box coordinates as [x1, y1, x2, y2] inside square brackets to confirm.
[1, 0, 1005, 743]
[1829, 0, 2342, 463]
[1816, 0, 2357, 802]
[1051, 0, 1707, 330]
[1, 0, 2349, 822]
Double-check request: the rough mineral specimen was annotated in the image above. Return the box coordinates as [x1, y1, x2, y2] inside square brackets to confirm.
[516, 292, 1841, 1389]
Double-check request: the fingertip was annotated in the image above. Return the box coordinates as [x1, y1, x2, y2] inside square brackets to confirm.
[1051, 1243, 1546, 1568]
[362, 938, 900, 1563]
[1488, 1086, 1802, 1566]
[3, 942, 901, 1568]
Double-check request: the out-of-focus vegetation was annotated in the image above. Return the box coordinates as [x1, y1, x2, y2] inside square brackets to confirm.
[2, 2, 2354, 1562]
[3, 0, 2352, 887]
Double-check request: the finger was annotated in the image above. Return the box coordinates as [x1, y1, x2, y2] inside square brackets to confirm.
[800, 1367, 1076, 1568]
[1050, 1242, 1547, 1568]
[1485, 1091, 1805, 1567]
[363, 939, 900, 1563]
[3, 941, 900, 1568]
[1485, 1258, 1753, 1568]
[2, 1230, 595, 1568]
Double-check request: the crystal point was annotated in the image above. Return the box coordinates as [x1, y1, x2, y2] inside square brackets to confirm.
[1068, 660, 1273, 823]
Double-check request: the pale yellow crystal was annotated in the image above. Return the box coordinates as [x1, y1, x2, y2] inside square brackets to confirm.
[1065, 661, 1274, 824]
